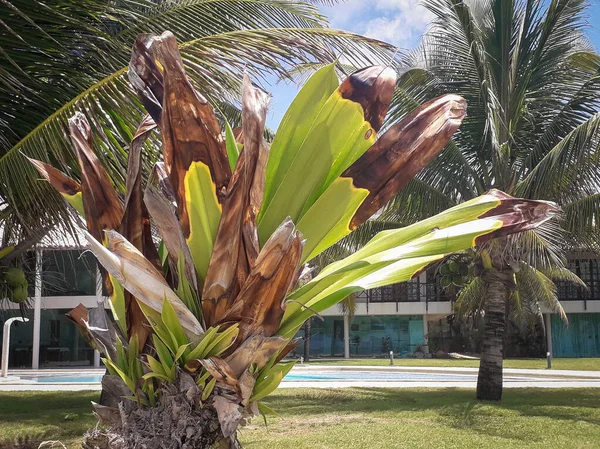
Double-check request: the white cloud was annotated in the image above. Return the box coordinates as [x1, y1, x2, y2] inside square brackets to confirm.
[321, 0, 434, 49]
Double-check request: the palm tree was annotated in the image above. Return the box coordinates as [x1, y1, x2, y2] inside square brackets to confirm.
[30, 31, 556, 447]
[0, 0, 395, 247]
[380, 0, 600, 400]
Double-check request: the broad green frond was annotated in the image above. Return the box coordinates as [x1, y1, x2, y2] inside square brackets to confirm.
[516, 262, 567, 324]
[516, 113, 600, 202]
[454, 275, 486, 318]
[540, 266, 588, 289]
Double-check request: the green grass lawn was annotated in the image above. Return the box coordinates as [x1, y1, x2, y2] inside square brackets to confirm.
[304, 357, 600, 371]
[2, 388, 600, 448]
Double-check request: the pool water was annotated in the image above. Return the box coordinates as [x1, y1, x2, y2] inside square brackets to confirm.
[25, 371, 476, 384]
[285, 372, 476, 381]
[32, 375, 104, 383]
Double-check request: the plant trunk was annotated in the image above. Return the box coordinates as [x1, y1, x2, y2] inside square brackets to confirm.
[476, 266, 512, 401]
[83, 375, 244, 449]
[303, 318, 311, 362]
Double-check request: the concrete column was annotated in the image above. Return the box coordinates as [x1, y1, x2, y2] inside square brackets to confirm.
[545, 313, 553, 357]
[32, 248, 43, 369]
[94, 266, 103, 368]
[343, 314, 350, 359]
[423, 314, 429, 353]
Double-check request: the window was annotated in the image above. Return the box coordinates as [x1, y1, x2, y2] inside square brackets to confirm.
[50, 320, 61, 346]
[579, 259, 600, 300]
[365, 279, 420, 303]
[556, 259, 600, 301]
[425, 268, 455, 302]
[42, 250, 96, 296]
[557, 260, 581, 300]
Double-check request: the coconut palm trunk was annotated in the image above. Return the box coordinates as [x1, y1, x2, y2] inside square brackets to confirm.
[476, 263, 514, 401]
[29, 31, 557, 448]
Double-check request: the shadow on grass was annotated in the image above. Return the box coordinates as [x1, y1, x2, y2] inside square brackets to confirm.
[0, 391, 100, 449]
[2, 388, 599, 448]
[264, 387, 600, 441]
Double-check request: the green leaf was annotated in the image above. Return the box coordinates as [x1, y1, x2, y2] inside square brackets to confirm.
[175, 252, 202, 320]
[255, 361, 295, 392]
[184, 161, 222, 281]
[108, 275, 127, 336]
[63, 192, 85, 217]
[174, 344, 191, 363]
[161, 297, 189, 350]
[185, 326, 220, 362]
[203, 324, 240, 357]
[258, 63, 341, 241]
[104, 358, 136, 393]
[250, 372, 283, 403]
[102, 358, 117, 377]
[158, 241, 169, 274]
[122, 395, 150, 406]
[153, 336, 174, 370]
[142, 372, 171, 382]
[257, 401, 279, 426]
[196, 370, 211, 389]
[144, 379, 156, 407]
[145, 355, 167, 377]
[259, 85, 376, 242]
[278, 192, 556, 338]
[115, 336, 127, 371]
[257, 401, 279, 418]
[128, 335, 141, 381]
[225, 120, 241, 171]
[296, 176, 369, 261]
[202, 377, 217, 401]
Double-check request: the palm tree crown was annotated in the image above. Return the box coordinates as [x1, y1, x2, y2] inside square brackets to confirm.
[389, 0, 599, 247]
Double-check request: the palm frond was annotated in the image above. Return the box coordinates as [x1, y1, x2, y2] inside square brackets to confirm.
[454, 276, 486, 317]
[515, 113, 600, 202]
[561, 193, 600, 250]
[338, 293, 357, 320]
[0, 27, 395, 234]
[0, 0, 340, 151]
[380, 177, 456, 224]
[505, 222, 566, 270]
[540, 266, 588, 289]
[516, 262, 567, 324]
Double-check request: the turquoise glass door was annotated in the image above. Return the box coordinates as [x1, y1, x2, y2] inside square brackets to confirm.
[409, 320, 424, 351]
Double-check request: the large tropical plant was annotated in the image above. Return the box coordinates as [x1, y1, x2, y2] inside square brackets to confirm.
[372, 0, 600, 401]
[0, 0, 394, 247]
[31, 31, 556, 448]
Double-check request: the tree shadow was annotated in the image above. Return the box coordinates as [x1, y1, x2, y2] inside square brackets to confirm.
[264, 387, 600, 443]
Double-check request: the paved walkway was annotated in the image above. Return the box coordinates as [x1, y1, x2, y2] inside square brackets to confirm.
[2, 365, 600, 391]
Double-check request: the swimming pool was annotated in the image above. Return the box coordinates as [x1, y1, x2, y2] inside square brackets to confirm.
[30, 375, 104, 383]
[23, 371, 478, 384]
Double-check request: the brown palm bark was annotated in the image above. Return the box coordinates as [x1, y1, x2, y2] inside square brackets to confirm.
[476, 264, 514, 401]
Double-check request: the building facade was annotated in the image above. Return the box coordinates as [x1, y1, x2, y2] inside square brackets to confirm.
[1, 246, 102, 368]
[1, 246, 599, 368]
[301, 256, 600, 359]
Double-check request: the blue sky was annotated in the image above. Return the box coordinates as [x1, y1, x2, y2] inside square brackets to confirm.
[265, 0, 600, 130]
